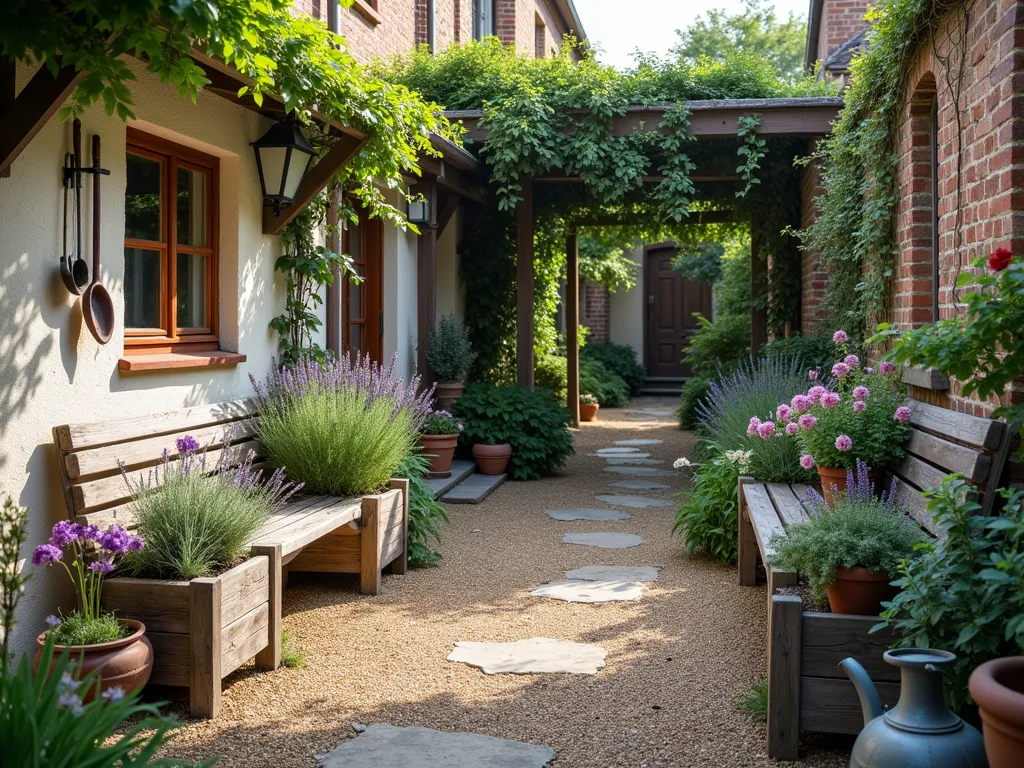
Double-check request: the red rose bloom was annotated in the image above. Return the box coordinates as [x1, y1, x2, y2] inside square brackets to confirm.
[988, 247, 1013, 271]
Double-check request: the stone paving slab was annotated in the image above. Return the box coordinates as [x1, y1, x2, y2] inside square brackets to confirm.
[448, 638, 607, 675]
[614, 439, 664, 447]
[608, 480, 672, 491]
[545, 508, 631, 521]
[603, 466, 676, 477]
[596, 494, 673, 509]
[603, 457, 664, 466]
[562, 532, 644, 549]
[565, 565, 661, 582]
[531, 579, 644, 603]
[595, 447, 643, 456]
[423, 460, 476, 496]
[594, 451, 651, 459]
[441, 472, 507, 504]
[317, 724, 556, 768]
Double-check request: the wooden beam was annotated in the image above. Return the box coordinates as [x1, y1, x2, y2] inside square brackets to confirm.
[418, 155, 487, 204]
[436, 193, 460, 237]
[751, 233, 767, 354]
[416, 181, 439, 383]
[262, 133, 366, 236]
[0, 61, 83, 177]
[0, 57, 14, 178]
[573, 209, 737, 228]
[325, 183, 342, 356]
[516, 181, 535, 389]
[566, 232, 580, 426]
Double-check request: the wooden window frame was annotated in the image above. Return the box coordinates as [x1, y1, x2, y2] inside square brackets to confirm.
[342, 205, 383, 361]
[123, 128, 220, 356]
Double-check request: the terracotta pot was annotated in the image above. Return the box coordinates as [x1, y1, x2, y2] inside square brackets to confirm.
[418, 432, 459, 477]
[816, 465, 887, 507]
[33, 618, 153, 699]
[579, 402, 600, 422]
[825, 566, 898, 615]
[970, 657, 1024, 768]
[473, 443, 512, 476]
[434, 381, 464, 411]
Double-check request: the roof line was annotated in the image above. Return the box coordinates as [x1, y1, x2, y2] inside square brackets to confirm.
[444, 96, 845, 120]
[804, 0, 823, 70]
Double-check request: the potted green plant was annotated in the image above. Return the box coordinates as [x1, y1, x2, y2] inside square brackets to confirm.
[748, 330, 911, 506]
[579, 392, 600, 422]
[418, 409, 463, 477]
[30, 516, 152, 697]
[426, 313, 476, 409]
[769, 462, 924, 614]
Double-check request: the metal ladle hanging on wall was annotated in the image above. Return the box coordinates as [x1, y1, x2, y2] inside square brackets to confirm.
[59, 120, 89, 295]
[82, 134, 114, 345]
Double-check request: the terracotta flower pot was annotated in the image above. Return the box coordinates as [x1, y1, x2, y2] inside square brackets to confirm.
[33, 618, 153, 699]
[825, 566, 898, 615]
[579, 402, 600, 422]
[418, 432, 459, 477]
[816, 465, 887, 507]
[473, 443, 512, 475]
[970, 657, 1024, 768]
[434, 381, 464, 411]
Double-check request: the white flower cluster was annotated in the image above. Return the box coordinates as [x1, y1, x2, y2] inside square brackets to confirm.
[723, 450, 753, 473]
[673, 457, 692, 469]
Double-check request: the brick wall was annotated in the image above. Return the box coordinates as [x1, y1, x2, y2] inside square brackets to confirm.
[817, 0, 871, 61]
[800, 140, 828, 333]
[495, 0, 574, 56]
[581, 280, 610, 343]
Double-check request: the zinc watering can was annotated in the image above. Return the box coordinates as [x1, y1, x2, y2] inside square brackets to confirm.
[840, 649, 987, 768]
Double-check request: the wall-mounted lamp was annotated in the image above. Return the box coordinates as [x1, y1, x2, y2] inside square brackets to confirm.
[251, 115, 316, 216]
[406, 190, 432, 225]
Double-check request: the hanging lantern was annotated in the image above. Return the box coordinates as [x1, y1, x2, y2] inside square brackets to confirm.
[251, 115, 316, 216]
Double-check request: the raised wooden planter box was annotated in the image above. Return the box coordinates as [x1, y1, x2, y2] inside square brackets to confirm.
[102, 555, 272, 719]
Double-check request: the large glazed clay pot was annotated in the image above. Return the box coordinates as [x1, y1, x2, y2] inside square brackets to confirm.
[34, 619, 153, 699]
[473, 443, 512, 476]
[817, 465, 886, 507]
[825, 566, 898, 616]
[418, 433, 459, 477]
[970, 656, 1024, 768]
[434, 382, 464, 411]
[579, 402, 600, 422]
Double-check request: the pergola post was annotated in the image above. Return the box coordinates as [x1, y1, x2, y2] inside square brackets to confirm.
[416, 181, 439, 383]
[325, 183, 342, 356]
[751, 233, 767, 354]
[566, 231, 580, 425]
[516, 181, 535, 389]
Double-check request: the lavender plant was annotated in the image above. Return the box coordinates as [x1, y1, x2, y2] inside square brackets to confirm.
[253, 353, 433, 496]
[119, 436, 299, 581]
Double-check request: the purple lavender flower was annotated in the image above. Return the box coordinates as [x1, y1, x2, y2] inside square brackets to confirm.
[832, 362, 851, 378]
[894, 405, 912, 423]
[880, 361, 895, 375]
[799, 414, 818, 430]
[176, 435, 201, 455]
[820, 392, 841, 408]
[832, 330, 848, 344]
[785, 422, 800, 436]
[853, 400, 867, 413]
[835, 434, 853, 451]
[88, 558, 115, 574]
[32, 544, 63, 566]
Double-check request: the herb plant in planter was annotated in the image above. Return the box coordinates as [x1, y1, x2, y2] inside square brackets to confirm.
[769, 462, 923, 614]
[426, 313, 476, 409]
[418, 409, 464, 477]
[579, 392, 599, 422]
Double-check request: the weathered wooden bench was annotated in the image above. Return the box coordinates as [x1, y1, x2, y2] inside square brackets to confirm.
[53, 398, 408, 717]
[738, 400, 1015, 760]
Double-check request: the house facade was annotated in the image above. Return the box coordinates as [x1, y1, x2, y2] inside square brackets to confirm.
[0, 0, 584, 655]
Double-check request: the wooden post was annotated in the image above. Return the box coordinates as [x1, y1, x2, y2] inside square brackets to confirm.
[416, 182, 439, 383]
[0, 57, 13, 179]
[252, 544, 282, 671]
[751, 233, 767, 354]
[566, 231, 580, 425]
[386, 478, 410, 575]
[360, 494, 382, 595]
[516, 181, 535, 389]
[768, 595, 802, 761]
[189, 577, 222, 719]
[325, 183, 342, 356]
[737, 477, 758, 586]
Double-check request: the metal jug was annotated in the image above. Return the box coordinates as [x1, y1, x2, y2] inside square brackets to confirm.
[840, 649, 988, 768]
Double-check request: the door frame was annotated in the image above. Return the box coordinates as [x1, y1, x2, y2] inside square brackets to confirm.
[342, 205, 384, 361]
[642, 241, 675, 379]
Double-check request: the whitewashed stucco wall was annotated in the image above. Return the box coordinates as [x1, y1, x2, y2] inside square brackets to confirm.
[383, 187, 420, 380]
[608, 246, 645, 365]
[436, 207, 464, 324]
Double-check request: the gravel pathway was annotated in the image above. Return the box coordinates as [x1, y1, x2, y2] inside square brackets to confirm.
[158, 399, 851, 767]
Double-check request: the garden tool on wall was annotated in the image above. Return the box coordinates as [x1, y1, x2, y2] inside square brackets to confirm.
[82, 133, 114, 344]
[59, 120, 90, 295]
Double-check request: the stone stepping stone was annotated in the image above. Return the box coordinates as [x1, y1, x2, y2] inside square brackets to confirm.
[546, 508, 631, 521]
[596, 494, 673, 509]
[595, 447, 642, 455]
[603, 466, 676, 477]
[531, 579, 644, 603]
[317, 724, 556, 767]
[595, 451, 651, 459]
[615, 439, 663, 447]
[565, 565, 661, 582]
[604, 457, 664, 466]
[621, 408, 674, 418]
[562, 532, 644, 549]
[609, 480, 671, 491]
[448, 637, 606, 675]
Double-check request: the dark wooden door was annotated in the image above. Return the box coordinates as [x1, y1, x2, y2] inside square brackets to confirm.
[342, 206, 383, 362]
[645, 245, 713, 379]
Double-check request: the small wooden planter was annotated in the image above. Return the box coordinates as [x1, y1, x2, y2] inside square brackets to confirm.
[102, 555, 272, 719]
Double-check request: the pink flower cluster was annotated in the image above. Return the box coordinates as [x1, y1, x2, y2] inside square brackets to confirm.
[894, 406, 912, 423]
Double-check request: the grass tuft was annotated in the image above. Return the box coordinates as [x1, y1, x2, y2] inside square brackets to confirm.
[735, 676, 768, 723]
[281, 629, 305, 668]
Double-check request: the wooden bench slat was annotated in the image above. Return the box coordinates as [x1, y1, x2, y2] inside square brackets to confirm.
[894, 454, 949, 499]
[908, 399, 1005, 451]
[249, 502, 362, 557]
[906, 428, 991, 482]
[766, 484, 810, 527]
[251, 496, 338, 538]
[743, 484, 787, 560]
[893, 483, 943, 537]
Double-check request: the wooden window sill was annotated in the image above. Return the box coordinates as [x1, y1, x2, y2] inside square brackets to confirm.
[118, 350, 247, 373]
[350, 0, 382, 25]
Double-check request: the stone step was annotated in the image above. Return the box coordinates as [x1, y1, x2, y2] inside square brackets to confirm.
[423, 459, 476, 497]
[441, 471, 507, 504]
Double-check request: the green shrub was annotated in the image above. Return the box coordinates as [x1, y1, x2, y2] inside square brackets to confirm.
[736, 677, 769, 723]
[426, 312, 477, 383]
[253, 355, 431, 497]
[534, 353, 568, 401]
[684, 313, 751, 376]
[761, 333, 843, 376]
[677, 376, 711, 429]
[672, 449, 747, 563]
[121, 446, 297, 581]
[50, 612, 123, 647]
[581, 358, 631, 407]
[398, 452, 450, 567]
[453, 383, 574, 480]
[581, 342, 646, 395]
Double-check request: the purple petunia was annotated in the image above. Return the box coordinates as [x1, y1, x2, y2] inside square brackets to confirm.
[853, 400, 867, 413]
[799, 414, 818, 430]
[833, 330, 848, 344]
[853, 386, 869, 401]
[791, 394, 812, 412]
[835, 434, 853, 452]
[808, 385, 827, 401]
[776, 404, 792, 422]
[757, 421, 777, 439]
[845, 354, 860, 367]
[88, 558, 115, 574]
[832, 362, 851, 378]
[894, 406, 912, 423]
[880, 361, 895, 375]
[175, 435, 200, 455]
[32, 544, 63, 566]
[785, 422, 800, 436]
[820, 392, 841, 408]
[800, 454, 815, 470]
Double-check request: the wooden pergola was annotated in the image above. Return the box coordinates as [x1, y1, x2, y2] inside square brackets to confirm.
[445, 97, 843, 424]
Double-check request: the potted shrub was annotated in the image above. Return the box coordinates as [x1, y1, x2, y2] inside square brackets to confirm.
[579, 392, 600, 422]
[30, 517, 152, 698]
[426, 313, 476, 410]
[748, 330, 911, 506]
[418, 409, 463, 477]
[769, 462, 924, 614]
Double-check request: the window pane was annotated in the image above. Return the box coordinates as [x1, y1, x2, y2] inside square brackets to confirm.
[349, 266, 363, 320]
[349, 323, 363, 352]
[124, 248, 162, 329]
[347, 219, 362, 261]
[177, 252, 207, 329]
[177, 168, 208, 246]
[125, 153, 162, 241]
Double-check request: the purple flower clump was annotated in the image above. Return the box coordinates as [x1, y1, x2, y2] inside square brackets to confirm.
[835, 434, 853, 451]
[791, 394, 812, 412]
[785, 422, 800, 435]
[176, 435, 201, 455]
[880, 361, 895, 375]
[100, 525, 143, 554]
[844, 354, 860, 367]
[831, 362, 851, 378]
[776, 404, 792, 422]
[894, 405, 912, 423]
[32, 544, 63, 566]
[853, 386, 869, 401]
[832, 330, 848, 344]
[853, 400, 867, 413]
[799, 414, 817, 430]
[757, 421, 777, 439]
[820, 392, 841, 408]
[88, 558, 115, 574]
[808, 385, 827, 401]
